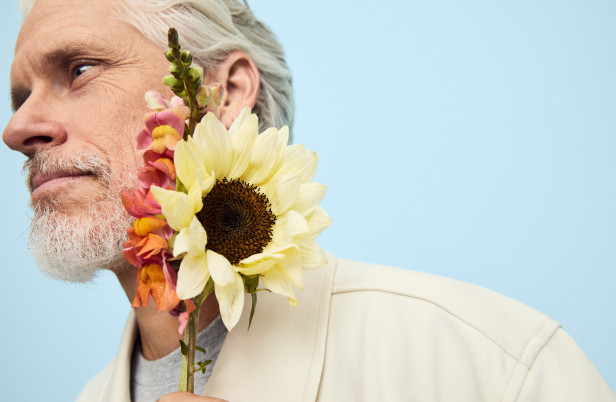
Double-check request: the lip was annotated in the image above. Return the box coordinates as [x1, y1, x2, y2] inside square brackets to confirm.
[30, 172, 94, 197]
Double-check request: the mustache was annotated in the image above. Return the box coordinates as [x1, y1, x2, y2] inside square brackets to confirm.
[24, 150, 112, 192]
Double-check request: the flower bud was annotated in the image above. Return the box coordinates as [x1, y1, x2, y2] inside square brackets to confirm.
[187, 66, 203, 83]
[169, 63, 182, 76]
[162, 75, 184, 92]
[210, 84, 224, 107]
[180, 50, 192, 66]
[168, 27, 179, 49]
[196, 85, 213, 108]
[165, 50, 175, 62]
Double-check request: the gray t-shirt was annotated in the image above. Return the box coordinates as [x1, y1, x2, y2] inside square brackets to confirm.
[130, 316, 227, 402]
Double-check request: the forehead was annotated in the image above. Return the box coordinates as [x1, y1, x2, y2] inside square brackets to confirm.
[17, 0, 118, 50]
[11, 0, 158, 85]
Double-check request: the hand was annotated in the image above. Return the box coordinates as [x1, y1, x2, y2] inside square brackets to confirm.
[156, 391, 228, 402]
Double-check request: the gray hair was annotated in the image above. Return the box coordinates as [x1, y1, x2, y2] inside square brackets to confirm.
[19, 0, 294, 135]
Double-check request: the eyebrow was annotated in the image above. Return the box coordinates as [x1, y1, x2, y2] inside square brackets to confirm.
[41, 44, 92, 68]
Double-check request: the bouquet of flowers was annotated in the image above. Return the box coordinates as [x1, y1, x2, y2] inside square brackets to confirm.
[121, 28, 330, 392]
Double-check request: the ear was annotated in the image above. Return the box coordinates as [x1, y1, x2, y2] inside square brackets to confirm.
[207, 51, 260, 128]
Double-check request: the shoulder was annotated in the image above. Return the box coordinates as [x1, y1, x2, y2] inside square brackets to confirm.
[318, 257, 564, 401]
[330, 257, 559, 363]
[319, 257, 615, 401]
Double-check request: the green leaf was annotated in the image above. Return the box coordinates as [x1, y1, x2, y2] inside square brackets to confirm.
[195, 346, 207, 355]
[179, 339, 188, 356]
[195, 359, 212, 375]
[248, 292, 258, 331]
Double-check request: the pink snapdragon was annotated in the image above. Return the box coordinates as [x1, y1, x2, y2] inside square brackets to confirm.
[121, 91, 190, 318]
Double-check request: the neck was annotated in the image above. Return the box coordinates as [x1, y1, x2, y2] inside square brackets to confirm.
[115, 267, 220, 361]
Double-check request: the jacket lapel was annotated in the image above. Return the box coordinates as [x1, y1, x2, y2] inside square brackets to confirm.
[91, 310, 137, 402]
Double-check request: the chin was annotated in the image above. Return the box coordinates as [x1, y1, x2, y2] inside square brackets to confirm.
[29, 196, 135, 283]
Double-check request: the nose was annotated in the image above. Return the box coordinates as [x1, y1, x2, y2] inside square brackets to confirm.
[3, 95, 68, 157]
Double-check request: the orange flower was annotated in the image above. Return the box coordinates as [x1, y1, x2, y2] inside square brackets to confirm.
[134, 216, 167, 236]
[132, 263, 180, 311]
[123, 216, 172, 266]
[121, 189, 162, 218]
[149, 125, 182, 154]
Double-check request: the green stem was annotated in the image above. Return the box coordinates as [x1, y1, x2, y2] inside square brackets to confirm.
[177, 280, 214, 392]
[186, 109, 198, 139]
[179, 302, 200, 393]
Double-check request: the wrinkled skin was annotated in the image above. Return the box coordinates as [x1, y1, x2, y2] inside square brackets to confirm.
[3, 0, 172, 216]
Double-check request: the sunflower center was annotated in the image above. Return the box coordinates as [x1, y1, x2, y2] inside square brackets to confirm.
[196, 178, 276, 265]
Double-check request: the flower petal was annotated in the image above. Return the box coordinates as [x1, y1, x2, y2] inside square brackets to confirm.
[178, 299, 196, 335]
[239, 242, 297, 266]
[236, 257, 279, 276]
[295, 236, 328, 269]
[260, 265, 297, 302]
[132, 264, 180, 312]
[215, 273, 244, 330]
[242, 128, 279, 185]
[271, 210, 309, 245]
[176, 253, 210, 299]
[269, 175, 301, 216]
[277, 246, 304, 289]
[305, 206, 332, 240]
[271, 144, 318, 185]
[175, 139, 206, 190]
[194, 113, 232, 178]
[173, 217, 206, 257]
[207, 250, 235, 286]
[290, 182, 327, 216]
[187, 216, 207, 250]
[228, 107, 253, 136]
[227, 115, 258, 179]
[145, 90, 169, 111]
[136, 128, 153, 151]
[150, 186, 196, 231]
[133, 216, 168, 237]
[149, 125, 182, 153]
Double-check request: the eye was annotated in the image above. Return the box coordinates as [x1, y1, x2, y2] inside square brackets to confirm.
[71, 64, 93, 80]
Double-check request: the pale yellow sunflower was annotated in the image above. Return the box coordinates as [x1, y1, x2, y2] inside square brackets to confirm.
[150, 108, 331, 330]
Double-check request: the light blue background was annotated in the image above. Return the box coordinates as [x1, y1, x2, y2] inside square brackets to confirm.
[0, 1, 614, 400]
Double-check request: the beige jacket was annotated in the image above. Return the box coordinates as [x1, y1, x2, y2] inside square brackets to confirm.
[78, 255, 615, 401]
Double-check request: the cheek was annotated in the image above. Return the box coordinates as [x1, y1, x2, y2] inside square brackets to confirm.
[71, 66, 173, 187]
[82, 101, 145, 188]
[106, 143, 141, 193]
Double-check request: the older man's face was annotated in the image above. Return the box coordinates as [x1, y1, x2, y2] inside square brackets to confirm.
[4, 0, 170, 215]
[3, 0, 172, 279]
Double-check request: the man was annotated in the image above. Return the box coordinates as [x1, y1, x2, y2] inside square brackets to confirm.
[4, 0, 615, 401]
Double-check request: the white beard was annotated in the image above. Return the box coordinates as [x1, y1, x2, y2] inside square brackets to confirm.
[26, 150, 136, 282]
